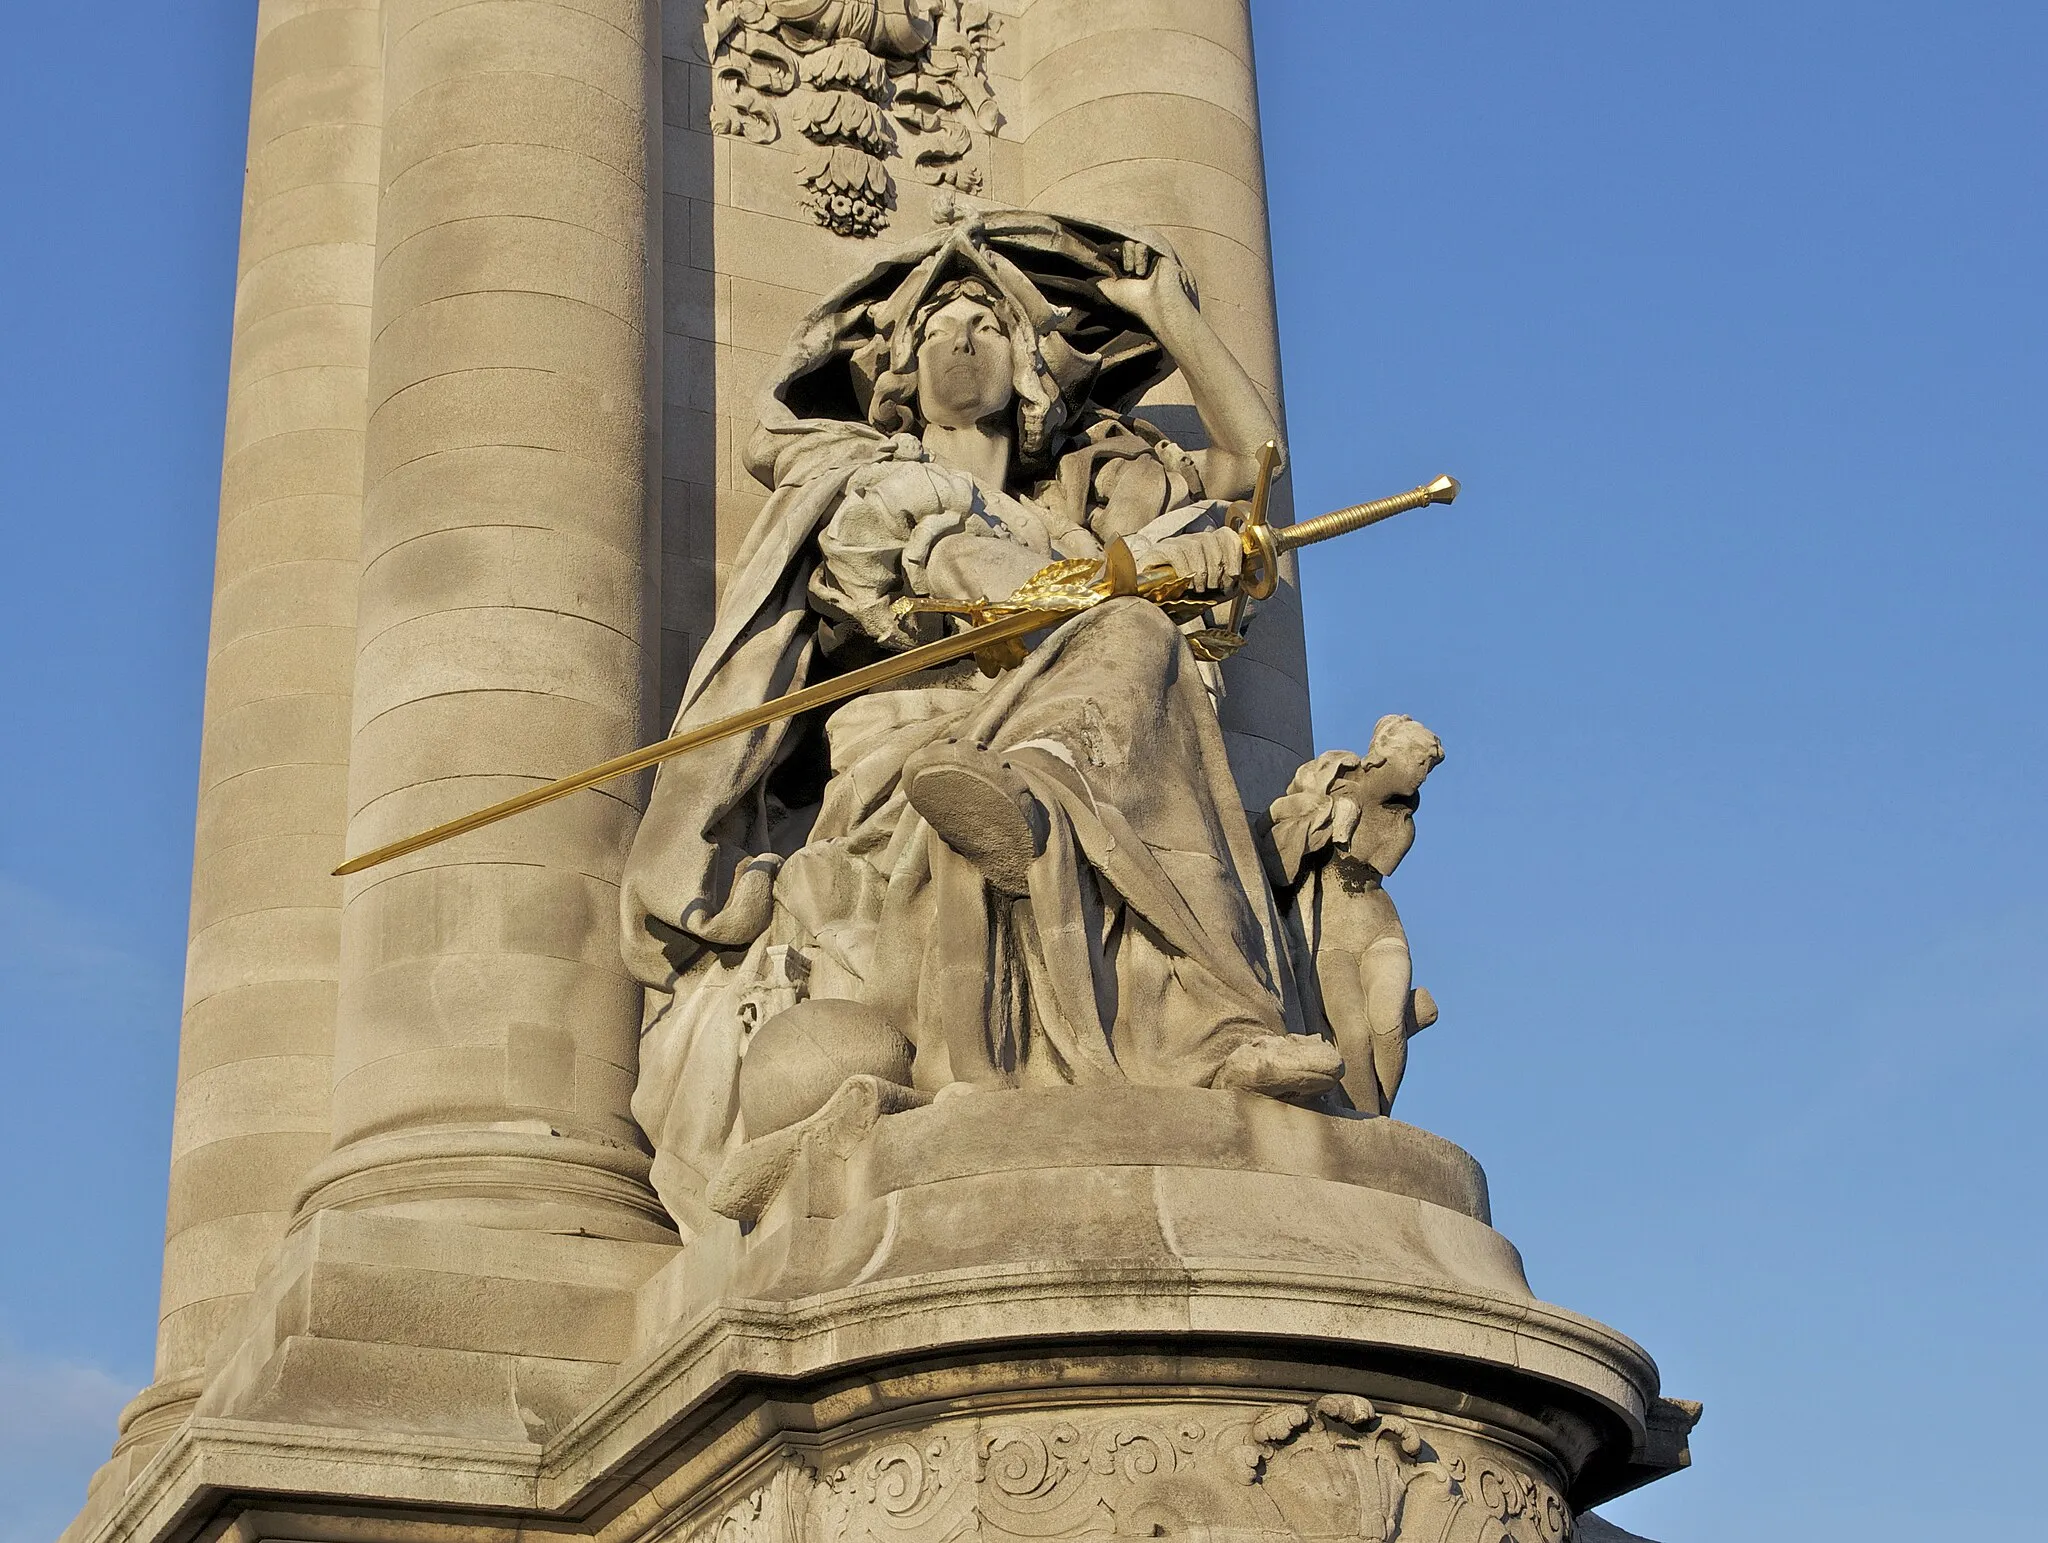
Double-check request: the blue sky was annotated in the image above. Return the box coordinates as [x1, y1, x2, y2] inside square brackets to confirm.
[1, 3, 2043, 1539]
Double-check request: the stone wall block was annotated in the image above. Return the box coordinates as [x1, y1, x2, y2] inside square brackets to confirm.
[383, 0, 648, 114]
[238, 175, 381, 277]
[701, 205, 863, 300]
[183, 907, 345, 1012]
[352, 442, 640, 556]
[303, 1260, 640, 1363]
[197, 626, 356, 733]
[218, 427, 365, 515]
[188, 833, 352, 936]
[350, 607, 644, 727]
[214, 491, 360, 577]
[1028, 93, 1264, 188]
[1222, 733, 1316, 825]
[163, 1131, 335, 1241]
[180, 979, 339, 1082]
[1010, 0, 1247, 70]
[193, 764, 351, 863]
[383, 76, 645, 191]
[356, 524, 648, 645]
[663, 262, 720, 341]
[1038, 155, 1267, 263]
[159, 1211, 301, 1340]
[1211, 652, 1318, 756]
[209, 555, 361, 644]
[229, 303, 376, 391]
[364, 290, 646, 400]
[1023, 30, 1257, 132]
[223, 364, 371, 460]
[340, 869, 640, 991]
[198, 692, 354, 794]
[378, 138, 645, 257]
[331, 1026, 641, 1142]
[230, 240, 376, 332]
[330, 939, 642, 1071]
[370, 223, 643, 354]
[167, 1057, 334, 1165]
[251, 4, 382, 91]
[345, 696, 643, 825]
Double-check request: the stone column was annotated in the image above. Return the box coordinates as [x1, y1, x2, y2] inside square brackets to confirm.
[1017, 0, 1314, 808]
[116, 0, 382, 1466]
[294, 0, 673, 1241]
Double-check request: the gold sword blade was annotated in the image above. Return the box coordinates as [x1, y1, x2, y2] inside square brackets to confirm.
[331, 467, 1462, 877]
[331, 605, 1063, 877]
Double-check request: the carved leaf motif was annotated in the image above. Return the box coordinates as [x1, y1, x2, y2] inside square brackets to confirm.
[704, 0, 1001, 235]
[792, 89, 895, 153]
[799, 38, 892, 93]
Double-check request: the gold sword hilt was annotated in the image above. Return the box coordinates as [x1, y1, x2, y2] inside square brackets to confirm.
[1228, 443, 1459, 603]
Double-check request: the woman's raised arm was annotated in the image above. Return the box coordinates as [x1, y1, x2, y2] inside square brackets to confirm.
[1096, 253, 1284, 502]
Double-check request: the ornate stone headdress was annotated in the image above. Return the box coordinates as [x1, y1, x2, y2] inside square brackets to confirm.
[851, 225, 1096, 471]
[764, 210, 1188, 478]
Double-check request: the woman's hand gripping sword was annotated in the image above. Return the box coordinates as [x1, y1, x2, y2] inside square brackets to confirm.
[331, 445, 1459, 877]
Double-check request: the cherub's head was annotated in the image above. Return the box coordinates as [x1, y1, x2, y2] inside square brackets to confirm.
[1337, 715, 1444, 877]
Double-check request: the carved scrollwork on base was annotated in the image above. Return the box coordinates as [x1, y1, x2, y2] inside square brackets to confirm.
[662, 1400, 1573, 1543]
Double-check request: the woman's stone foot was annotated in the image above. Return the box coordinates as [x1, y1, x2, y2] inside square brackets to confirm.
[1213, 1035, 1345, 1099]
[904, 742, 1048, 896]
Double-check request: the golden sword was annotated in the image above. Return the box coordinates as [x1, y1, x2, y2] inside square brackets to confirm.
[331, 448, 1458, 876]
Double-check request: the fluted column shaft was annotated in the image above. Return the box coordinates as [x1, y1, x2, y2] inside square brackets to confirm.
[297, 0, 672, 1240]
[1018, 0, 1313, 808]
[124, 0, 382, 1459]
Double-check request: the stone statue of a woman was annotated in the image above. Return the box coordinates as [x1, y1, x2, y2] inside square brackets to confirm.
[620, 211, 1349, 1230]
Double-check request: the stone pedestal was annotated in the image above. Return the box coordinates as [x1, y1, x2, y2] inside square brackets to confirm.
[65, 1090, 1692, 1542]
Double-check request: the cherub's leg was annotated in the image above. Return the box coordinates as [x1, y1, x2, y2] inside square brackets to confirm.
[1315, 949, 1385, 1115]
[1361, 936, 1416, 1115]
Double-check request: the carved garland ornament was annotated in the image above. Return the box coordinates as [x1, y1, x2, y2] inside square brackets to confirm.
[706, 0, 1003, 237]
[666, 1400, 1574, 1542]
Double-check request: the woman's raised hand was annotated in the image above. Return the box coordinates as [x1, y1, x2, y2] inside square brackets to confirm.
[1097, 248, 1197, 334]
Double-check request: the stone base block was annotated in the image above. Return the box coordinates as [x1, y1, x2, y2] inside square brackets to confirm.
[195, 1208, 677, 1443]
[65, 1090, 1695, 1543]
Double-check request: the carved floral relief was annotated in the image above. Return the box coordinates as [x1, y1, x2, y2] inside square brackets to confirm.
[665, 1400, 1573, 1542]
[705, 0, 1003, 237]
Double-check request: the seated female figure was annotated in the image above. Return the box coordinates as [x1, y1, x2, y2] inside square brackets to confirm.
[621, 214, 1339, 1229]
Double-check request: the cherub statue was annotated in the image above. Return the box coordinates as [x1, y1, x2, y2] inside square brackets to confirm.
[1266, 717, 1445, 1117]
[619, 211, 1360, 1230]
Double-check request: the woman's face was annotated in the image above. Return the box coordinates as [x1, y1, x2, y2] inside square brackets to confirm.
[915, 295, 1015, 429]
